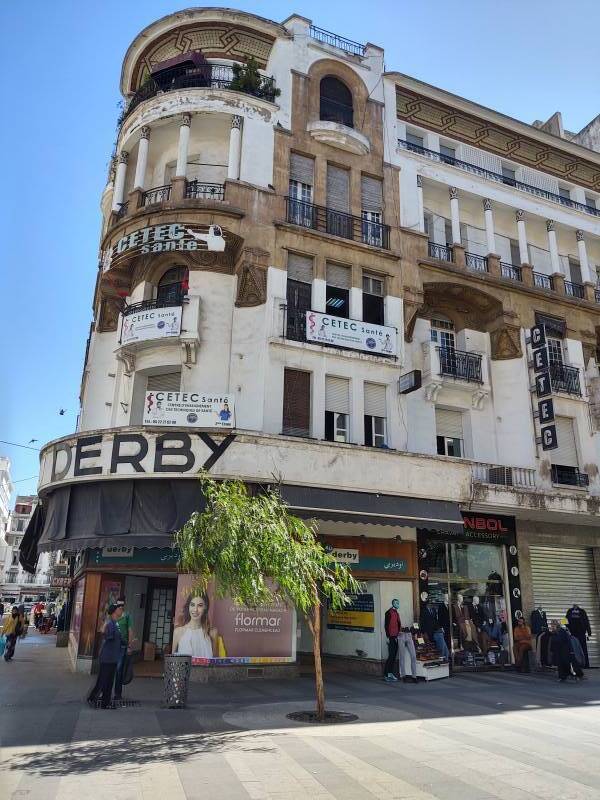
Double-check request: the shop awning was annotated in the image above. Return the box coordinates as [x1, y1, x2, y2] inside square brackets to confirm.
[19, 503, 46, 574]
[279, 485, 464, 534]
[24, 480, 206, 557]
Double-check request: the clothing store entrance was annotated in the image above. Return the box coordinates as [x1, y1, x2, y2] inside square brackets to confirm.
[143, 578, 177, 658]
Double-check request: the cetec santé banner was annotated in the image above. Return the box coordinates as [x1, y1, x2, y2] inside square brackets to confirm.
[143, 391, 235, 428]
[305, 311, 397, 356]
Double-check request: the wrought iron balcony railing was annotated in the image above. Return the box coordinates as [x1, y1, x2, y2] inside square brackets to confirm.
[121, 65, 278, 124]
[549, 362, 581, 396]
[319, 97, 354, 128]
[285, 305, 309, 343]
[564, 280, 585, 299]
[533, 271, 554, 291]
[285, 197, 390, 249]
[595, 288, 600, 303]
[185, 180, 225, 201]
[398, 139, 600, 219]
[472, 462, 536, 488]
[551, 464, 589, 488]
[142, 184, 171, 206]
[465, 252, 488, 273]
[428, 241, 453, 262]
[309, 25, 366, 56]
[122, 294, 185, 318]
[437, 346, 483, 383]
[500, 262, 522, 281]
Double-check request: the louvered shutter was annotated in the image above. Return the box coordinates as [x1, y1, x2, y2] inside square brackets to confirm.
[290, 153, 314, 186]
[287, 253, 313, 283]
[364, 383, 386, 417]
[326, 263, 351, 289]
[325, 377, 350, 413]
[147, 371, 181, 392]
[435, 408, 463, 439]
[552, 417, 578, 467]
[283, 369, 311, 437]
[361, 176, 383, 212]
[326, 165, 350, 212]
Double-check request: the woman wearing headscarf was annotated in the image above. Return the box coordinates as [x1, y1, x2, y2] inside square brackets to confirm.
[2, 606, 23, 661]
[513, 617, 533, 672]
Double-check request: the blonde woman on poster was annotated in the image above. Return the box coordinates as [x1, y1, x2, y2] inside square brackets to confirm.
[173, 592, 219, 659]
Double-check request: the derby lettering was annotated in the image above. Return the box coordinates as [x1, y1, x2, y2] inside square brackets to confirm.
[73, 435, 103, 477]
[51, 441, 73, 482]
[153, 433, 194, 473]
[110, 434, 149, 473]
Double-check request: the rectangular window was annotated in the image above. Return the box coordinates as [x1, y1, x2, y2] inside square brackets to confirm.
[11, 552, 18, 566]
[364, 383, 387, 447]
[547, 338, 564, 365]
[435, 408, 463, 458]
[361, 176, 383, 246]
[424, 212, 432, 238]
[568, 259, 582, 285]
[585, 195, 597, 211]
[445, 220, 453, 246]
[289, 154, 315, 226]
[509, 239, 520, 266]
[282, 368, 311, 437]
[551, 417, 581, 486]
[362, 273, 384, 325]
[501, 165, 516, 186]
[440, 144, 456, 163]
[430, 319, 455, 349]
[325, 376, 350, 443]
[16, 520, 24, 532]
[558, 186, 571, 201]
[146, 371, 181, 393]
[326, 263, 351, 318]
[406, 132, 424, 149]
[326, 165, 351, 239]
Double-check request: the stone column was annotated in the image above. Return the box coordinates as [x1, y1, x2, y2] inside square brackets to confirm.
[175, 113, 192, 178]
[483, 198, 496, 254]
[546, 220, 562, 274]
[111, 151, 128, 211]
[449, 187, 461, 244]
[516, 210, 529, 265]
[133, 126, 150, 189]
[227, 115, 243, 181]
[416, 175, 425, 233]
[576, 230, 592, 284]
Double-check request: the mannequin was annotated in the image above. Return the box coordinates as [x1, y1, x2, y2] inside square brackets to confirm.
[438, 594, 451, 650]
[420, 601, 449, 660]
[566, 604, 591, 668]
[531, 606, 548, 636]
[471, 596, 488, 654]
[383, 599, 401, 681]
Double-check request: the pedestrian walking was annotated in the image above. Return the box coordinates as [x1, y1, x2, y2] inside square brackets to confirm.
[86, 604, 123, 708]
[113, 597, 136, 702]
[2, 606, 23, 661]
[550, 619, 583, 681]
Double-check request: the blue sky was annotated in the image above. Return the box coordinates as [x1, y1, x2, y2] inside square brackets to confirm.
[1, 0, 598, 500]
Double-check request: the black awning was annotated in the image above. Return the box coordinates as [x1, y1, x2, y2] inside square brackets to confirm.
[279, 485, 464, 534]
[31, 479, 205, 555]
[19, 503, 46, 574]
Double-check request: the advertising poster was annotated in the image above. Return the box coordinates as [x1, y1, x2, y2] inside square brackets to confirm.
[306, 311, 397, 356]
[121, 306, 182, 344]
[173, 575, 295, 665]
[143, 391, 234, 428]
[97, 578, 123, 631]
[70, 577, 85, 648]
[327, 593, 375, 632]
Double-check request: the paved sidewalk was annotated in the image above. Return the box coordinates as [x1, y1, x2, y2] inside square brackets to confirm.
[2, 630, 600, 799]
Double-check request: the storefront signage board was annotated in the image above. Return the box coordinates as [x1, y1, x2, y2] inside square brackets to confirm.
[529, 324, 546, 348]
[327, 593, 375, 632]
[144, 392, 234, 428]
[305, 311, 397, 356]
[121, 306, 182, 344]
[532, 346, 549, 372]
[51, 576, 72, 588]
[323, 536, 415, 577]
[538, 398, 554, 423]
[91, 547, 178, 566]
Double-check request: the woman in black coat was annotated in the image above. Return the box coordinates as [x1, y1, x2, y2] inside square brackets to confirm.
[550, 620, 583, 681]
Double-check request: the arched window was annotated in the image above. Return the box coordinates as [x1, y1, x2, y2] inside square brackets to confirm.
[157, 266, 187, 304]
[319, 77, 353, 128]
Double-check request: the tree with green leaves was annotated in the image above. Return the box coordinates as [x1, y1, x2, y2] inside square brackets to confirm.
[229, 56, 280, 99]
[175, 474, 360, 720]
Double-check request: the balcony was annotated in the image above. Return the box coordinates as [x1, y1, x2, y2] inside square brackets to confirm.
[428, 241, 453, 262]
[551, 464, 589, 488]
[549, 362, 581, 396]
[533, 271, 554, 291]
[185, 180, 225, 201]
[285, 198, 390, 249]
[472, 462, 536, 488]
[120, 65, 278, 125]
[500, 262, 522, 282]
[438, 346, 483, 383]
[398, 139, 600, 219]
[309, 25, 366, 56]
[118, 294, 199, 364]
[564, 280, 585, 299]
[142, 183, 171, 207]
[422, 342, 488, 406]
[122, 294, 185, 318]
[465, 252, 488, 273]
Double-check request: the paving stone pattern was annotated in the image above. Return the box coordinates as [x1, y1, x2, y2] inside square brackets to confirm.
[2, 631, 600, 799]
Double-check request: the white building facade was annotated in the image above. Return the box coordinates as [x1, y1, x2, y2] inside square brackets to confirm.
[30, 8, 600, 675]
[1, 495, 54, 604]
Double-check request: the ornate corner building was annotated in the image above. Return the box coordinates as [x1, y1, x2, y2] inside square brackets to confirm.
[25, 8, 600, 677]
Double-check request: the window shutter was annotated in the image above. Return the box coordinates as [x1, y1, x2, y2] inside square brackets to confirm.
[364, 383, 386, 417]
[326, 262, 351, 289]
[147, 371, 181, 392]
[283, 369, 311, 437]
[287, 253, 314, 283]
[325, 376, 350, 413]
[290, 153, 315, 186]
[435, 408, 463, 440]
[552, 417, 578, 467]
[361, 176, 383, 212]
[535, 313, 566, 339]
[326, 165, 350, 212]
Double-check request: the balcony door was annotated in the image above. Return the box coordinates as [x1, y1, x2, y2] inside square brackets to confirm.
[157, 266, 187, 304]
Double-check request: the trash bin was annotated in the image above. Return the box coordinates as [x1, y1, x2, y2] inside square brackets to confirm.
[163, 654, 192, 708]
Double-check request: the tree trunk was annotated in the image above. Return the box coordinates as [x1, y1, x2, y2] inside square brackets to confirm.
[311, 599, 325, 721]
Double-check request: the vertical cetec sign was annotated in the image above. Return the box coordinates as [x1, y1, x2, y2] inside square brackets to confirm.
[530, 324, 557, 451]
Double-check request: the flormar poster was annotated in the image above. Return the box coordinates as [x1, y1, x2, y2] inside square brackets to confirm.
[173, 575, 295, 665]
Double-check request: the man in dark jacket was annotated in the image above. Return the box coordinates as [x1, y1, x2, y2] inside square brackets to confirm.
[383, 599, 401, 681]
[566, 605, 591, 668]
[87, 605, 123, 708]
[550, 619, 583, 681]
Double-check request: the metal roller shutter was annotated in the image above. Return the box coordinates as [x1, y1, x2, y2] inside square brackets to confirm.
[326, 165, 350, 212]
[364, 383, 386, 417]
[287, 253, 313, 283]
[552, 417, 578, 467]
[529, 545, 600, 666]
[361, 176, 383, 212]
[325, 377, 350, 413]
[326, 263, 351, 289]
[435, 408, 463, 440]
[147, 371, 181, 392]
[290, 153, 314, 186]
